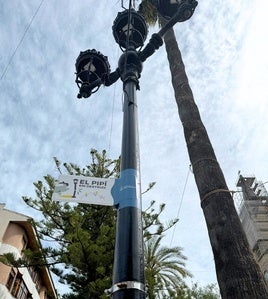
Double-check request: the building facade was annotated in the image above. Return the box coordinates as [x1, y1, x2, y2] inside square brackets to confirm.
[0, 204, 57, 299]
[236, 174, 268, 282]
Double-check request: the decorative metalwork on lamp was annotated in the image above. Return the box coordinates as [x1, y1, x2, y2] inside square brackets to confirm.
[75, 49, 110, 98]
[112, 9, 148, 50]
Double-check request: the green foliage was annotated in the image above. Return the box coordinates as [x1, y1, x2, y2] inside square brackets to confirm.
[2, 148, 219, 298]
[22, 149, 119, 298]
[138, 0, 158, 26]
[0, 246, 48, 268]
[145, 235, 192, 299]
[182, 283, 221, 299]
[143, 200, 178, 240]
[4, 149, 179, 298]
[0, 253, 19, 267]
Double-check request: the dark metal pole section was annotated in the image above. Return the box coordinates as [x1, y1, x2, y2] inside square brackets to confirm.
[111, 46, 145, 298]
[74, 4, 199, 298]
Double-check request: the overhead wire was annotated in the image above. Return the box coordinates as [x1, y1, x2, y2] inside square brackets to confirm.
[0, 0, 45, 80]
[108, 74, 117, 155]
[170, 165, 191, 246]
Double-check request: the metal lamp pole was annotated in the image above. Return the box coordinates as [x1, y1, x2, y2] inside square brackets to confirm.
[108, 9, 148, 297]
[111, 46, 145, 298]
[74, 2, 198, 298]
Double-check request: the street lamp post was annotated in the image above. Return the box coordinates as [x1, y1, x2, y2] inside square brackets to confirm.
[109, 9, 148, 298]
[74, 1, 198, 298]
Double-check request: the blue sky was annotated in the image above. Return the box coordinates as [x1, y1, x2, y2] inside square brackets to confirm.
[1, 0, 268, 295]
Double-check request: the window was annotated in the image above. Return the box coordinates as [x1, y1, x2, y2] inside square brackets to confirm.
[6, 268, 32, 299]
[28, 266, 42, 293]
[6, 268, 16, 290]
[16, 280, 32, 299]
[11, 272, 22, 297]
[28, 266, 38, 283]
[35, 273, 42, 293]
[22, 236, 28, 250]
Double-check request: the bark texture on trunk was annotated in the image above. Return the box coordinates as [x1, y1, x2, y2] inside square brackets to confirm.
[163, 27, 268, 298]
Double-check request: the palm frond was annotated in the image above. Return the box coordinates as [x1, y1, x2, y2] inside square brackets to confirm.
[145, 235, 192, 297]
[138, 0, 158, 26]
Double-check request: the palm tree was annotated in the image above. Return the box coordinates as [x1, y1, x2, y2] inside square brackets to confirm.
[144, 235, 191, 298]
[138, 1, 268, 298]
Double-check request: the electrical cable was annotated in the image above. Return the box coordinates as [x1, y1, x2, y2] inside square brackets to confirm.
[108, 81, 117, 155]
[170, 165, 191, 246]
[0, 0, 45, 80]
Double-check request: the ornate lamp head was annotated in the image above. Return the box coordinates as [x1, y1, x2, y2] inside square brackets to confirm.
[75, 49, 110, 98]
[112, 9, 148, 50]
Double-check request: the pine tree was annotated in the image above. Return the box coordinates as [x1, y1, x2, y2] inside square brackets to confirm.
[18, 149, 181, 298]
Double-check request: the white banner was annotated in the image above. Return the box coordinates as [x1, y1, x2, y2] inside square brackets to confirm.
[52, 175, 115, 206]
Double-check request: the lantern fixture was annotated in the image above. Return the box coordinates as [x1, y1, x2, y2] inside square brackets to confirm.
[112, 9, 148, 50]
[153, 0, 198, 21]
[75, 49, 110, 98]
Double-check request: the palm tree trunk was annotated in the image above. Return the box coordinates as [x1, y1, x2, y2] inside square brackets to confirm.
[163, 26, 268, 298]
